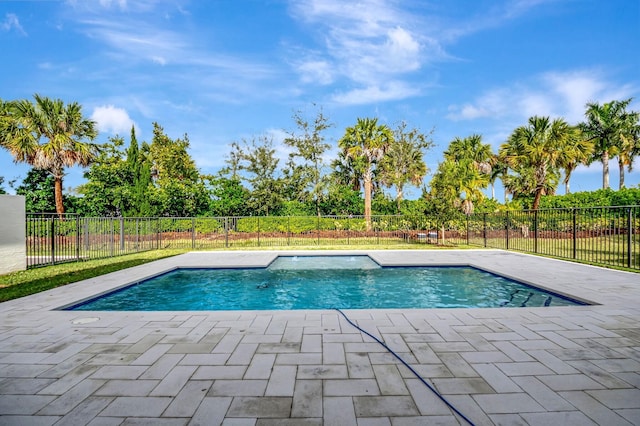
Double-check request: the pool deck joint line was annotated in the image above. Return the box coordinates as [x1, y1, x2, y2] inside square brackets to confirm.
[1, 249, 638, 425]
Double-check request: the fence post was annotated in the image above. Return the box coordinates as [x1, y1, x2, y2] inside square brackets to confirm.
[120, 217, 125, 251]
[534, 210, 538, 254]
[50, 217, 55, 265]
[505, 211, 509, 250]
[483, 213, 487, 247]
[157, 218, 161, 250]
[317, 215, 320, 246]
[287, 216, 291, 246]
[192, 217, 196, 249]
[572, 208, 577, 259]
[110, 218, 115, 256]
[75, 216, 81, 261]
[628, 207, 633, 269]
[466, 216, 470, 245]
[257, 217, 260, 247]
[225, 218, 229, 248]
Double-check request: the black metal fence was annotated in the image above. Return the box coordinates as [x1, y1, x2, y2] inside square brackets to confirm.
[468, 205, 640, 270]
[25, 205, 639, 271]
[25, 214, 467, 268]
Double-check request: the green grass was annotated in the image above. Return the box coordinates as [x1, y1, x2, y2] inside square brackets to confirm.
[0, 249, 188, 302]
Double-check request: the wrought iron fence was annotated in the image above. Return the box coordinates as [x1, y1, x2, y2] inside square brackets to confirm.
[468, 205, 640, 270]
[25, 206, 639, 271]
[25, 214, 467, 268]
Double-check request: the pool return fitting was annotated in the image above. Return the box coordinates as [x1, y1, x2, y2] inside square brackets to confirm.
[335, 308, 476, 426]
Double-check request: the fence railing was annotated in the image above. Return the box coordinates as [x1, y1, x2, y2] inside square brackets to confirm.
[25, 214, 468, 268]
[25, 206, 639, 271]
[468, 205, 639, 270]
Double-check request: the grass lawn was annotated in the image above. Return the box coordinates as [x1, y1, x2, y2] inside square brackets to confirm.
[0, 249, 188, 302]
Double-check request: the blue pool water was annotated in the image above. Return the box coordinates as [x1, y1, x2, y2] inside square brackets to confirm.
[66, 256, 584, 311]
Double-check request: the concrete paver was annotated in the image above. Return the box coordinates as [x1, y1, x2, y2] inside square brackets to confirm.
[0, 250, 638, 425]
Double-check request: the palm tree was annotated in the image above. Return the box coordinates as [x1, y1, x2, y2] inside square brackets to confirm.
[500, 116, 580, 209]
[488, 156, 507, 200]
[616, 110, 640, 188]
[440, 134, 493, 214]
[580, 98, 637, 189]
[339, 117, 393, 230]
[330, 151, 363, 192]
[557, 129, 594, 194]
[379, 122, 432, 211]
[0, 94, 99, 214]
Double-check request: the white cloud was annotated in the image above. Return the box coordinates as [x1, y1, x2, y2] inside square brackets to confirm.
[332, 81, 420, 105]
[151, 56, 167, 65]
[446, 69, 638, 124]
[99, 0, 127, 9]
[2, 13, 26, 35]
[296, 60, 334, 85]
[91, 105, 136, 135]
[384, 27, 420, 72]
[289, 0, 430, 100]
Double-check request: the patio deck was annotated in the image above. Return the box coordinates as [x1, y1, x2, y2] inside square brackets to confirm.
[0, 249, 638, 425]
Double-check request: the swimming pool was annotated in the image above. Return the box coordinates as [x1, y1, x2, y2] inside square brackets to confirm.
[66, 255, 585, 311]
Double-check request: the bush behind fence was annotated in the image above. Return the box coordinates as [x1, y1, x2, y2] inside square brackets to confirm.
[26, 205, 639, 271]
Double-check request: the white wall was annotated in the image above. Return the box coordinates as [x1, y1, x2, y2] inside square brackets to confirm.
[0, 195, 26, 274]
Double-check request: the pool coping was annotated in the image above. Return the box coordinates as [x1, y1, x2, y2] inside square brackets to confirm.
[9, 249, 635, 313]
[58, 250, 598, 311]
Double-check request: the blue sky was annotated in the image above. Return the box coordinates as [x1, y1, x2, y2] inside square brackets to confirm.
[1, 0, 639, 200]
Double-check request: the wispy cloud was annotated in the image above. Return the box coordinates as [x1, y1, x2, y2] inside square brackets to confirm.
[289, 0, 432, 104]
[2, 13, 27, 36]
[446, 69, 637, 124]
[288, 0, 559, 105]
[439, 0, 560, 42]
[332, 81, 421, 105]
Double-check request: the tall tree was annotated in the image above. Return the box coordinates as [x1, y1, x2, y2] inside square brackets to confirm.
[147, 123, 209, 217]
[125, 126, 153, 216]
[615, 107, 640, 188]
[235, 136, 284, 216]
[0, 94, 99, 215]
[79, 136, 131, 216]
[378, 122, 433, 211]
[205, 175, 250, 217]
[330, 150, 363, 192]
[14, 168, 57, 212]
[557, 129, 593, 194]
[432, 134, 493, 215]
[580, 98, 637, 189]
[500, 116, 581, 209]
[283, 106, 332, 216]
[488, 156, 508, 200]
[338, 117, 393, 230]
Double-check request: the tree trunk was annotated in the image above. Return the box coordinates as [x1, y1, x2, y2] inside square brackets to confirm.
[602, 151, 609, 189]
[364, 175, 372, 232]
[619, 158, 625, 189]
[395, 185, 404, 213]
[54, 176, 65, 216]
[532, 188, 543, 210]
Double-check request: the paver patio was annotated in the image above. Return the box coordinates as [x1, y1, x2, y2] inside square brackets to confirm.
[0, 249, 638, 425]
